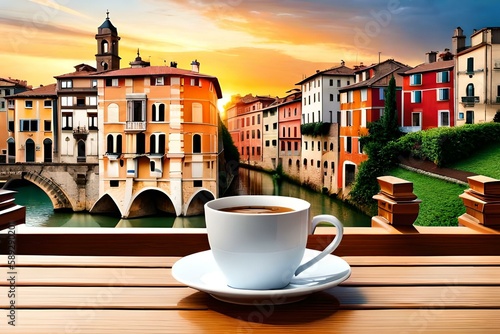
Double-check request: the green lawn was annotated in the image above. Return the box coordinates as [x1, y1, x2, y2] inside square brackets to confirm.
[387, 168, 467, 226]
[384, 144, 500, 226]
[449, 144, 500, 179]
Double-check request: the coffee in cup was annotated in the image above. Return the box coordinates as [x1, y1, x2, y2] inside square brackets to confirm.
[204, 195, 344, 290]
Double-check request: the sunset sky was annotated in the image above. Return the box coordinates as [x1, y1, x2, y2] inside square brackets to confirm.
[2, 0, 500, 108]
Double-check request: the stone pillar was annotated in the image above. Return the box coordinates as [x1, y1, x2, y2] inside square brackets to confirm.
[458, 175, 500, 231]
[372, 176, 421, 227]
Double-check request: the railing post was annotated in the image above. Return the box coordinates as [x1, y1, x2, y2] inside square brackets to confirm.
[458, 175, 500, 233]
[372, 176, 421, 229]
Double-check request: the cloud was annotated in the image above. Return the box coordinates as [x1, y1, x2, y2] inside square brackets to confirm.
[28, 0, 92, 19]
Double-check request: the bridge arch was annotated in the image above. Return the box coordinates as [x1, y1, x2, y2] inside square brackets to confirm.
[89, 193, 123, 217]
[125, 187, 177, 219]
[184, 189, 215, 216]
[3, 171, 73, 211]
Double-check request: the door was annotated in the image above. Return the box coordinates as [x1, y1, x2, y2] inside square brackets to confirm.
[466, 110, 474, 124]
[43, 138, 52, 163]
[26, 139, 35, 162]
[77, 140, 86, 162]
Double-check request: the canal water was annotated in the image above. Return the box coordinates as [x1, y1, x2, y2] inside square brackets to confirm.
[8, 168, 370, 228]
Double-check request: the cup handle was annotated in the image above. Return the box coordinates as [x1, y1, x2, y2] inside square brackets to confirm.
[294, 214, 344, 276]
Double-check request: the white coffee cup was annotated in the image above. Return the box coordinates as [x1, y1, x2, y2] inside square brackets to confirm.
[204, 195, 344, 290]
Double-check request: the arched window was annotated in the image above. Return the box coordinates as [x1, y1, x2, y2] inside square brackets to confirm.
[77, 140, 86, 163]
[193, 134, 201, 153]
[466, 83, 475, 97]
[288, 159, 292, 166]
[324, 161, 328, 169]
[158, 134, 165, 154]
[330, 143, 334, 151]
[116, 135, 122, 154]
[102, 40, 109, 53]
[152, 103, 165, 122]
[107, 134, 114, 153]
[257, 129, 261, 139]
[43, 138, 52, 163]
[150, 135, 156, 154]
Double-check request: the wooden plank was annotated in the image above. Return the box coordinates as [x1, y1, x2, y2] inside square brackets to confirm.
[0, 255, 179, 268]
[2, 265, 499, 288]
[344, 266, 500, 286]
[2, 285, 499, 310]
[329, 286, 500, 309]
[0, 286, 207, 310]
[3, 231, 500, 256]
[1, 309, 499, 333]
[343, 255, 500, 266]
[0, 267, 178, 287]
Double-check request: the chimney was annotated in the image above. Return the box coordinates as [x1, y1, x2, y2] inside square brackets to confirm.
[191, 59, 200, 73]
[426, 51, 437, 63]
[170, 61, 177, 68]
[452, 26, 466, 54]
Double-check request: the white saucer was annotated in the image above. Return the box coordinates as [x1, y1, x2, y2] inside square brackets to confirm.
[172, 249, 351, 305]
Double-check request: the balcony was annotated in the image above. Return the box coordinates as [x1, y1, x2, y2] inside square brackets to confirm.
[461, 96, 480, 106]
[125, 121, 146, 132]
[72, 126, 89, 141]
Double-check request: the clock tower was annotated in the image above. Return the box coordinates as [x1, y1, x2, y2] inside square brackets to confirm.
[95, 11, 121, 72]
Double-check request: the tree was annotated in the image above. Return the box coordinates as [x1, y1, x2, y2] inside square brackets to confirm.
[350, 75, 401, 207]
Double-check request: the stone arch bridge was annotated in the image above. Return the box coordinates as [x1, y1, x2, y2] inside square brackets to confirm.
[0, 163, 99, 212]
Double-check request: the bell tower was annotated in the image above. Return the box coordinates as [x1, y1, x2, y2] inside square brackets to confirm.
[95, 10, 121, 72]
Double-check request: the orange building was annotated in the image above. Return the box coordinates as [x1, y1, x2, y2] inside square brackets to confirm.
[6, 84, 57, 163]
[339, 59, 411, 195]
[1, 78, 31, 163]
[90, 56, 222, 218]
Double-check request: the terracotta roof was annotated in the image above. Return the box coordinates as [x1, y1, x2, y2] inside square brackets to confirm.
[339, 60, 412, 91]
[403, 60, 454, 75]
[8, 83, 56, 98]
[54, 64, 97, 79]
[94, 66, 223, 99]
[296, 65, 355, 85]
[0, 77, 30, 88]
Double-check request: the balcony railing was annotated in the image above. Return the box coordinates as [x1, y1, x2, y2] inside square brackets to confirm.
[461, 96, 480, 106]
[73, 126, 89, 141]
[125, 121, 146, 132]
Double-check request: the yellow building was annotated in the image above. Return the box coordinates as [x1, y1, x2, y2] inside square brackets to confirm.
[90, 56, 223, 218]
[6, 84, 57, 163]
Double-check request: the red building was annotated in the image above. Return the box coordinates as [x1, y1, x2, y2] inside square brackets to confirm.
[401, 52, 455, 131]
[339, 59, 411, 194]
[278, 90, 302, 179]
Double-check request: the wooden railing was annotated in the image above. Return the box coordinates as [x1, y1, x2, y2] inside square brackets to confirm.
[1, 176, 499, 257]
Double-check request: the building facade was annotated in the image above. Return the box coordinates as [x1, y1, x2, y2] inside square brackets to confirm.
[1, 78, 30, 163]
[455, 27, 500, 125]
[91, 58, 222, 218]
[339, 59, 411, 195]
[401, 54, 455, 132]
[277, 90, 302, 180]
[6, 84, 57, 163]
[297, 64, 355, 193]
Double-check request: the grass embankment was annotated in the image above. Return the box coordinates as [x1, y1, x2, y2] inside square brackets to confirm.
[387, 144, 500, 226]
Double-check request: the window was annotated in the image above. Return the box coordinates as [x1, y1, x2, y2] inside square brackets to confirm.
[410, 74, 422, 86]
[44, 100, 52, 108]
[152, 103, 165, 122]
[379, 88, 385, 100]
[61, 80, 72, 89]
[329, 79, 333, 86]
[337, 79, 341, 87]
[25, 100, 33, 108]
[127, 99, 146, 122]
[439, 111, 450, 127]
[412, 112, 421, 127]
[190, 78, 200, 86]
[361, 89, 368, 102]
[272, 140, 277, 146]
[438, 88, 449, 101]
[437, 71, 450, 83]
[77, 98, 85, 106]
[105, 78, 119, 87]
[61, 96, 73, 106]
[44, 120, 51, 131]
[88, 96, 97, 106]
[91, 79, 98, 88]
[346, 110, 352, 126]
[265, 140, 270, 147]
[330, 94, 334, 101]
[193, 134, 201, 153]
[155, 77, 164, 86]
[466, 110, 474, 124]
[8, 121, 14, 132]
[193, 180, 203, 187]
[20, 119, 38, 131]
[466, 83, 475, 97]
[467, 57, 474, 74]
[150, 134, 166, 154]
[62, 112, 73, 130]
[458, 112, 465, 120]
[88, 113, 98, 130]
[411, 91, 422, 103]
[346, 137, 352, 153]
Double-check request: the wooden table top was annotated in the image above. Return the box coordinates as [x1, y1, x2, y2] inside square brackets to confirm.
[1, 253, 500, 333]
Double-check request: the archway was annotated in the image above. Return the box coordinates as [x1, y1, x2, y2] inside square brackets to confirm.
[185, 190, 215, 216]
[43, 138, 53, 163]
[25, 138, 35, 162]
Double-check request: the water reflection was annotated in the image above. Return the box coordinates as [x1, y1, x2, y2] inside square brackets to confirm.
[9, 167, 370, 227]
